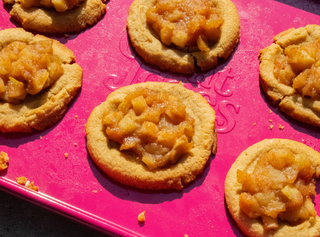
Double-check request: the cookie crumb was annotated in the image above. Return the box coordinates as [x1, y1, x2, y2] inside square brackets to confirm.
[64, 34, 70, 38]
[253, 122, 256, 126]
[40, 136, 42, 140]
[279, 125, 284, 130]
[74, 143, 78, 147]
[16, 176, 27, 185]
[92, 190, 98, 193]
[16, 176, 38, 191]
[64, 153, 68, 158]
[27, 181, 39, 191]
[0, 151, 9, 170]
[269, 110, 272, 114]
[269, 125, 274, 130]
[75, 115, 78, 119]
[269, 119, 273, 123]
[184, 235, 188, 237]
[122, 28, 125, 32]
[138, 211, 146, 222]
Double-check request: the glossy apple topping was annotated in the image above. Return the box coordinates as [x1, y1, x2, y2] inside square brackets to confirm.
[146, 0, 223, 51]
[237, 148, 320, 230]
[274, 38, 320, 99]
[0, 40, 63, 104]
[102, 87, 195, 170]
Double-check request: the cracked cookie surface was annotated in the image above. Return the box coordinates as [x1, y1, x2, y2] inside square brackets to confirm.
[0, 28, 82, 132]
[127, 0, 240, 74]
[259, 25, 320, 127]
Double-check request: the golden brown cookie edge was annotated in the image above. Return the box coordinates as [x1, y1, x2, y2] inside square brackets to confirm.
[224, 139, 320, 237]
[127, 0, 240, 74]
[0, 28, 83, 132]
[259, 24, 320, 127]
[85, 82, 217, 190]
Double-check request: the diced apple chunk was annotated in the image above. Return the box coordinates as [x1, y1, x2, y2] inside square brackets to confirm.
[131, 95, 148, 115]
[51, 0, 68, 12]
[197, 35, 210, 52]
[27, 69, 49, 95]
[286, 46, 315, 73]
[239, 193, 261, 218]
[139, 121, 158, 143]
[118, 110, 139, 134]
[7, 77, 27, 100]
[282, 185, 303, 206]
[103, 111, 123, 126]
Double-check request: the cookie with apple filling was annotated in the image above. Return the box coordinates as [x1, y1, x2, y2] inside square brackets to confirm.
[3, 0, 106, 33]
[0, 28, 82, 132]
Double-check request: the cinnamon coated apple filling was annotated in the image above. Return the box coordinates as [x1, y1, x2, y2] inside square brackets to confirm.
[0, 40, 63, 104]
[146, 0, 223, 51]
[102, 87, 195, 170]
[237, 148, 320, 231]
[274, 38, 320, 100]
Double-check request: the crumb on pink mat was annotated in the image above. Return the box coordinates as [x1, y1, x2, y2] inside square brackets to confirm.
[16, 176, 39, 191]
[138, 211, 146, 222]
[27, 181, 39, 191]
[16, 176, 27, 185]
[0, 151, 9, 170]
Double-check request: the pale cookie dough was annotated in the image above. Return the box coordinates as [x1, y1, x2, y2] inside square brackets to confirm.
[3, 0, 106, 33]
[127, 0, 240, 74]
[259, 24, 320, 127]
[85, 82, 217, 190]
[225, 139, 320, 237]
[0, 28, 82, 132]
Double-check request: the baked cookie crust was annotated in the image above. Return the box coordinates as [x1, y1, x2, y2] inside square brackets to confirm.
[259, 24, 320, 127]
[127, 0, 240, 74]
[85, 82, 217, 190]
[0, 28, 82, 132]
[225, 139, 320, 237]
[3, 0, 106, 33]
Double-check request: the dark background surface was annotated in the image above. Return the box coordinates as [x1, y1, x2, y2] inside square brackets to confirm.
[0, 190, 110, 237]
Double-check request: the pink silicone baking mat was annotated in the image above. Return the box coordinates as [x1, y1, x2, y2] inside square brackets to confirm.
[1, 0, 320, 236]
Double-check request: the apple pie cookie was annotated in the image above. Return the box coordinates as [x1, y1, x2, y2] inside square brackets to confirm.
[259, 24, 320, 127]
[0, 28, 82, 132]
[85, 82, 217, 190]
[225, 139, 320, 237]
[127, 0, 240, 74]
[3, 0, 106, 33]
